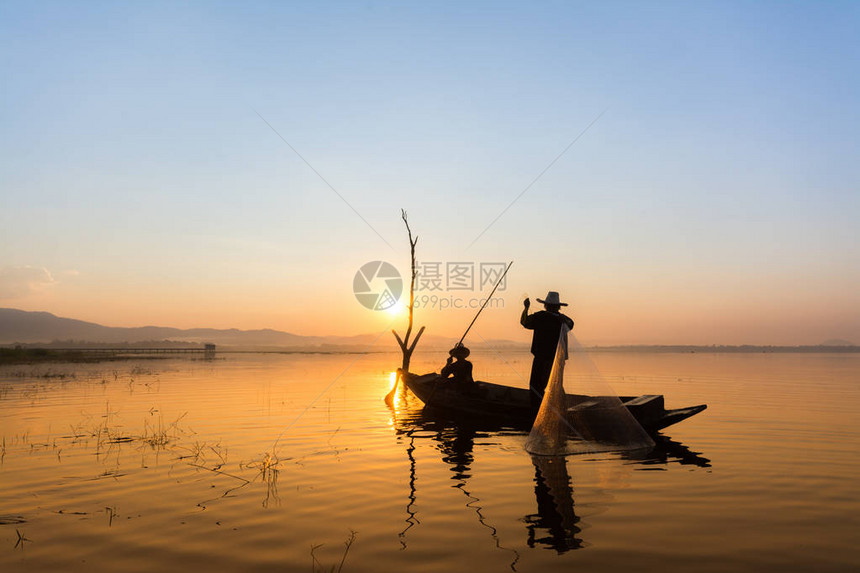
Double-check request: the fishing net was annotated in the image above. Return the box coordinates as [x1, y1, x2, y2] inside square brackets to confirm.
[524, 325, 654, 456]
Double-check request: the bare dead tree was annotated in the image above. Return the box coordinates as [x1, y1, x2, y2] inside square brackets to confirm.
[388, 209, 425, 401]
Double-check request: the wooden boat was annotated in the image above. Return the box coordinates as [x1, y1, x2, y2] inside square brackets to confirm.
[401, 371, 707, 433]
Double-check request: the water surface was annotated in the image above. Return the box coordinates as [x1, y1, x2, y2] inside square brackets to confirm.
[1, 350, 857, 572]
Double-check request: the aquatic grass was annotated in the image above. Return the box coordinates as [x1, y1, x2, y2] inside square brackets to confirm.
[178, 440, 208, 464]
[14, 529, 32, 549]
[4, 363, 161, 392]
[311, 530, 357, 573]
[142, 415, 170, 448]
[184, 444, 290, 508]
[188, 461, 252, 510]
[176, 440, 227, 470]
[104, 506, 118, 527]
[209, 442, 227, 468]
[5, 373, 294, 509]
[244, 451, 281, 507]
[141, 411, 189, 449]
[58, 405, 190, 454]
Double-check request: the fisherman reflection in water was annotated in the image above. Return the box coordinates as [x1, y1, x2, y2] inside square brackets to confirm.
[521, 291, 574, 409]
[440, 344, 474, 385]
[526, 455, 582, 552]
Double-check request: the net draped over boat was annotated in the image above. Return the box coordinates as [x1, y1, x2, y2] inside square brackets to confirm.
[525, 325, 655, 456]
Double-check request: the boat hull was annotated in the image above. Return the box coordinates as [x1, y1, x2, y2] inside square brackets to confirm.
[401, 372, 706, 433]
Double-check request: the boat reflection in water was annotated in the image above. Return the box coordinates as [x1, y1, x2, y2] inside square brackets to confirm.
[390, 403, 710, 556]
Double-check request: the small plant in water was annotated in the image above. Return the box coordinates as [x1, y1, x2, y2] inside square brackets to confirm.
[245, 451, 281, 507]
[141, 411, 188, 448]
[14, 529, 32, 549]
[311, 530, 357, 573]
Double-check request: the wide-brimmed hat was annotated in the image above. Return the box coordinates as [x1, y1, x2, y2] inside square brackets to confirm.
[449, 344, 470, 358]
[536, 291, 568, 307]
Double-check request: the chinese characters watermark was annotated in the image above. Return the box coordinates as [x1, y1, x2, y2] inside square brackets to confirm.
[416, 261, 508, 293]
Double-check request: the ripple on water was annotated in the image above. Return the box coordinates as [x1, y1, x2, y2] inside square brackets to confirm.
[1, 353, 858, 573]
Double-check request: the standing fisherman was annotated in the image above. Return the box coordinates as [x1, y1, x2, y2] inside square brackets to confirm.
[521, 291, 574, 409]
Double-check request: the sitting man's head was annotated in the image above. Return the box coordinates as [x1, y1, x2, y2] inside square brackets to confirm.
[449, 344, 470, 361]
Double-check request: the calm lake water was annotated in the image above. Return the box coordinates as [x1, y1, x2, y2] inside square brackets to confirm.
[1, 350, 858, 572]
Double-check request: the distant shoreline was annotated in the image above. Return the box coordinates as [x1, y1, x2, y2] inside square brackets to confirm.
[581, 344, 860, 354]
[3, 309, 856, 355]
[1, 344, 857, 365]
[0, 347, 178, 365]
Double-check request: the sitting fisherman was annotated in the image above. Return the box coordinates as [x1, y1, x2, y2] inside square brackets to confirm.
[440, 344, 474, 384]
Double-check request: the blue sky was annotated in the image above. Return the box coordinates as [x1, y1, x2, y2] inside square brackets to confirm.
[1, 1, 858, 344]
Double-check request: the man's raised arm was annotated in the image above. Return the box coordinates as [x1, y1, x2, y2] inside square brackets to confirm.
[520, 298, 534, 329]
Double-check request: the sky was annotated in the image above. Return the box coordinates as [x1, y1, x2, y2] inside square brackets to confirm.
[1, 1, 858, 345]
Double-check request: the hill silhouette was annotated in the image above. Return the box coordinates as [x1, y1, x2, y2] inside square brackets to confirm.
[0, 308, 518, 350]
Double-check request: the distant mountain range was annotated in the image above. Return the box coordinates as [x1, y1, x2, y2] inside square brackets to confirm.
[0, 308, 519, 351]
[819, 339, 856, 347]
[1, 309, 856, 352]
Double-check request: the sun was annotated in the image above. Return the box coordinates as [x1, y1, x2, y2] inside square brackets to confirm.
[385, 299, 407, 317]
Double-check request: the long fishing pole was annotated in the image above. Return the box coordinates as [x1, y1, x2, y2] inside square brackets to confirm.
[457, 261, 513, 347]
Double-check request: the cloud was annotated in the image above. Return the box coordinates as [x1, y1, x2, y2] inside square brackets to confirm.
[0, 266, 56, 299]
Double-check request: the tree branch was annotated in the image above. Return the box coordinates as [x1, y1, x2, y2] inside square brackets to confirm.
[392, 329, 406, 351]
[407, 326, 425, 354]
[392, 209, 424, 374]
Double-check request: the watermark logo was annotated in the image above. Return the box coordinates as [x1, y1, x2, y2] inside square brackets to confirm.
[353, 261, 403, 311]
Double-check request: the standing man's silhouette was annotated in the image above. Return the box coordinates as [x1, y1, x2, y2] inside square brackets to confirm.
[521, 291, 574, 409]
